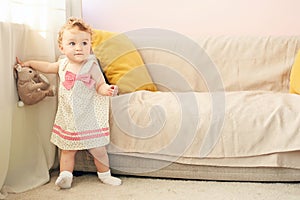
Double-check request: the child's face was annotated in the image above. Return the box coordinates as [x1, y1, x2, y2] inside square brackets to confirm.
[59, 27, 91, 64]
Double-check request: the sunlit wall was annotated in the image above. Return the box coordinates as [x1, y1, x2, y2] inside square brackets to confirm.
[82, 0, 300, 36]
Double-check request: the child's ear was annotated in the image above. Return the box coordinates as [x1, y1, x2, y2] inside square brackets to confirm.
[59, 46, 64, 53]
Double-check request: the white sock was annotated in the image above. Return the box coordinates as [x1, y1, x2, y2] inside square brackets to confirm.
[97, 170, 121, 186]
[55, 171, 73, 189]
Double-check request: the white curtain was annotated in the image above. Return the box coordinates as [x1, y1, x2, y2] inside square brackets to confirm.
[0, 0, 67, 198]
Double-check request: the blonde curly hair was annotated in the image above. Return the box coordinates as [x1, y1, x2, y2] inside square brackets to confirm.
[58, 17, 93, 48]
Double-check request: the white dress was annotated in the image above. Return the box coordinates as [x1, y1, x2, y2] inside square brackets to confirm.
[51, 56, 110, 150]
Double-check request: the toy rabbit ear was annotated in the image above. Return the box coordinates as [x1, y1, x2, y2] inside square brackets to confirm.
[13, 68, 17, 79]
[14, 64, 22, 72]
[16, 57, 22, 65]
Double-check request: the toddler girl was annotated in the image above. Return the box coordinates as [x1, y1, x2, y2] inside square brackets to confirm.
[18, 17, 121, 188]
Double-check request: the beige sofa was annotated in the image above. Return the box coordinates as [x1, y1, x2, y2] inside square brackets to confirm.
[74, 32, 300, 182]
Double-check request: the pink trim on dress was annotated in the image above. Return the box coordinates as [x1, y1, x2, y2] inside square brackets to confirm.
[52, 124, 109, 141]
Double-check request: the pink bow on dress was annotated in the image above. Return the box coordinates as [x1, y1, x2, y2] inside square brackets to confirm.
[63, 71, 95, 90]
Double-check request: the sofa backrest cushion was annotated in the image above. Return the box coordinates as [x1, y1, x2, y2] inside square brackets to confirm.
[132, 35, 300, 92]
[198, 36, 300, 92]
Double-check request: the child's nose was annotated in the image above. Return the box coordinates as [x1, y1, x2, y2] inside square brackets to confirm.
[75, 44, 82, 50]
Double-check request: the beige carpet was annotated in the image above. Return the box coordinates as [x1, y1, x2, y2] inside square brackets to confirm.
[5, 170, 300, 200]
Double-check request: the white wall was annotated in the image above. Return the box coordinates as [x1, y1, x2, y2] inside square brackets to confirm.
[82, 0, 300, 36]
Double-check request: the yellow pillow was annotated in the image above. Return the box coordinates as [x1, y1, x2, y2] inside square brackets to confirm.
[290, 50, 300, 94]
[92, 29, 157, 94]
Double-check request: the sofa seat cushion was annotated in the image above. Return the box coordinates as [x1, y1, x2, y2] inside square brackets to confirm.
[108, 90, 300, 167]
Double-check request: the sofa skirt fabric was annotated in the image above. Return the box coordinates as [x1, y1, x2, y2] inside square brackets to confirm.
[75, 151, 300, 182]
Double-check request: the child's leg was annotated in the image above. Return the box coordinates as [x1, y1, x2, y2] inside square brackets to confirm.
[89, 146, 109, 172]
[88, 147, 121, 186]
[55, 149, 77, 189]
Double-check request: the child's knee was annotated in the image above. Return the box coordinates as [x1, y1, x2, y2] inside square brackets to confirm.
[88, 147, 107, 159]
[60, 149, 78, 158]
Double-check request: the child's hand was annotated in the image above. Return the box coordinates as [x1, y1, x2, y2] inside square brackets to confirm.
[98, 84, 118, 96]
[16, 57, 30, 67]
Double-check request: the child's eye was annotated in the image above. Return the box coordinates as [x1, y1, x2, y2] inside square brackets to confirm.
[69, 42, 75, 46]
[82, 41, 88, 46]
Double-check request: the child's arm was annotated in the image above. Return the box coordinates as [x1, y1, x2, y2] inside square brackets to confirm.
[90, 63, 118, 96]
[16, 57, 59, 74]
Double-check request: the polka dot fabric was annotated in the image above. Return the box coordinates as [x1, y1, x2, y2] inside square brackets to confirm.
[51, 56, 110, 150]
